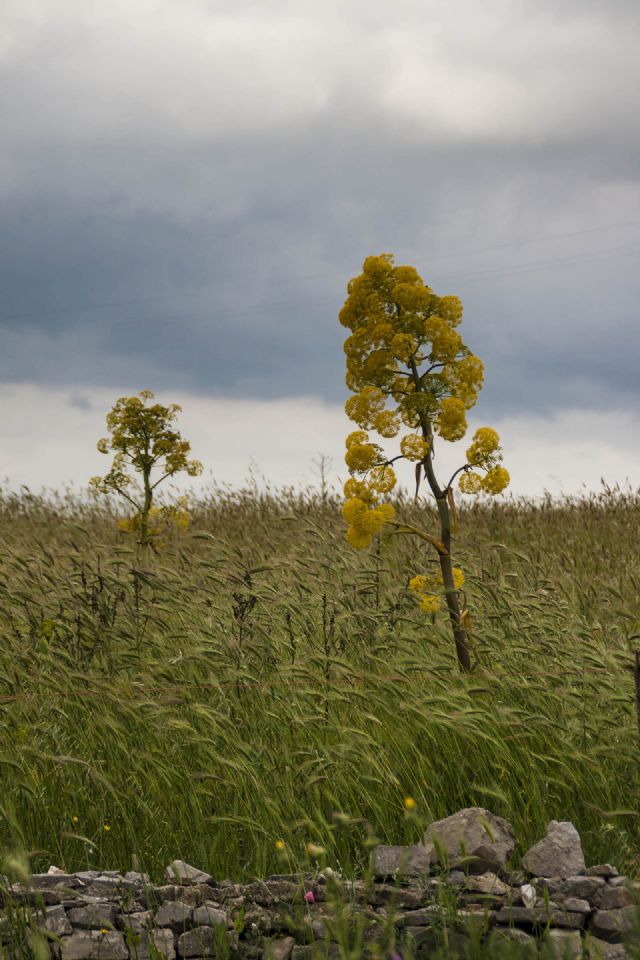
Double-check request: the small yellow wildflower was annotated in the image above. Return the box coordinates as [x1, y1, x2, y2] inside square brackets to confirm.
[275, 840, 286, 851]
[452, 567, 464, 590]
[103, 823, 111, 832]
[403, 796, 416, 811]
[72, 816, 79, 824]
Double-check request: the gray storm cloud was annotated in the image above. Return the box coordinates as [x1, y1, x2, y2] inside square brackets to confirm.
[1, 0, 639, 416]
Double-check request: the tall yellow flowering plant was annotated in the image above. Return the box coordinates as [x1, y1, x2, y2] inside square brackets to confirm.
[91, 390, 203, 554]
[340, 254, 509, 672]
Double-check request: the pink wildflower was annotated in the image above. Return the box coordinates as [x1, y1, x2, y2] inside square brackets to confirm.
[304, 890, 315, 904]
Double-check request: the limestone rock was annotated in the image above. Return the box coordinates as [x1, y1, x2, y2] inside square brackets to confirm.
[588, 865, 619, 878]
[562, 897, 592, 914]
[423, 807, 516, 874]
[463, 872, 511, 896]
[520, 883, 536, 908]
[586, 937, 630, 959]
[154, 899, 193, 932]
[395, 907, 440, 927]
[563, 876, 606, 901]
[66, 903, 118, 929]
[121, 910, 153, 935]
[60, 930, 128, 960]
[523, 821, 585, 878]
[165, 860, 213, 886]
[131, 928, 175, 960]
[490, 926, 536, 946]
[589, 907, 636, 943]
[266, 937, 296, 960]
[547, 929, 583, 959]
[31, 873, 81, 890]
[34, 904, 73, 936]
[192, 902, 228, 927]
[371, 844, 430, 878]
[496, 906, 586, 930]
[177, 925, 219, 957]
[598, 886, 634, 910]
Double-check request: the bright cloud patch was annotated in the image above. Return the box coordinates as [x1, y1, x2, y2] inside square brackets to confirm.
[1, 384, 638, 500]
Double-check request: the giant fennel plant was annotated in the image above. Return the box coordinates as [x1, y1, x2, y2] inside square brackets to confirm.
[340, 254, 509, 672]
[91, 390, 202, 554]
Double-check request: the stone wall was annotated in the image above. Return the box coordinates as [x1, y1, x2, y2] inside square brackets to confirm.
[1, 808, 638, 960]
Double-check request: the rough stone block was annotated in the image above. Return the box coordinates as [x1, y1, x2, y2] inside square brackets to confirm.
[371, 844, 430, 878]
[130, 928, 175, 959]
[496, 905, 586, 930]
[598, 887, 634, 910]
[588, 865, 619, 878]
[589, 907, 636, 943]
[463, 871, 511, 896]
[121, 910, 153, 936]
[523, 821, 586, 879]
[546, 929, 583, 959]
[192, 903, 227, 927]
[60, 930, 128, 960]
[265, 936, 296, 960]
[177, 925, 219, 957]
[67, 903, 118, 929]
[165, 861, 213, 886]
[586, 936, 630, 959]
[37, 904, 73, 936]
[154, 900, 193, 932]
[423, 807, 516, 874]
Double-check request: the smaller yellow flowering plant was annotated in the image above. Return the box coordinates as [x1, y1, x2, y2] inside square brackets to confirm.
[91, 391, 202, 554]
[340, 255, 510, 671]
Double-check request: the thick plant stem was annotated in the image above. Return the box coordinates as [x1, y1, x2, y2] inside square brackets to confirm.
[139, 447, 153, 558]
[435, 494, 471, 673]
[409, 358, 471, 673]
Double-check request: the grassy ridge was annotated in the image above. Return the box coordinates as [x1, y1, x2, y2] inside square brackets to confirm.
[0, 483, 638, 881]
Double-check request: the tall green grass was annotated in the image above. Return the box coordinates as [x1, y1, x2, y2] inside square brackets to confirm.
[0, 482, 638, 881]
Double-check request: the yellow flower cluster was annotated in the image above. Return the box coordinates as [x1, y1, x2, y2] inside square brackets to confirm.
[375, 410, 400, 438]
[457, 428, 509, 496]
[459, 465, 510, 496]
[408, 566, 464, 614]
[345, 386, 385, 429]
[342, 464, 397, 550]
[340, 256, 484, 446]
[434, 397, 467, 441]
[343, 499, 396, 549]
[482, 465, 510, 494]
[339, 254, 509, 550]
[344, 431, 381, 473]
[466, 427, 500, 466]
[117, 499, 190, 546]
[400, 434, 429, 462]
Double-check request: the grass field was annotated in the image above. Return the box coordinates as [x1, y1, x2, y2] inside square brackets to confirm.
[0, 481, 638, 883]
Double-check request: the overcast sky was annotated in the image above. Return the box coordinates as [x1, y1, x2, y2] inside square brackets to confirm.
[2, 0, 639, 497]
